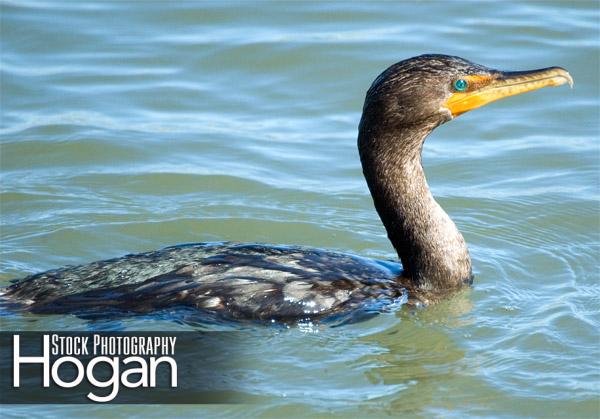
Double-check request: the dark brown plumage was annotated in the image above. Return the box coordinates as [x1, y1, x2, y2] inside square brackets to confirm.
[359, 55, 479, 292]
[1, 54, 572, 322]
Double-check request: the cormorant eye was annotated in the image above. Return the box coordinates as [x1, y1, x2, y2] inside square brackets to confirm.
[453, 79, 468, 92]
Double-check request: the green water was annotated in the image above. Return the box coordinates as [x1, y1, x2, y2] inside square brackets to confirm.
[1, 0, 599, 417]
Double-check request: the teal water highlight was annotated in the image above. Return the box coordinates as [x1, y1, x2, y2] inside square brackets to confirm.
[1, 1, 599, 417]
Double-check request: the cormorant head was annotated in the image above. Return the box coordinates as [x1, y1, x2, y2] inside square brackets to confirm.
[361, 54, 572, 130]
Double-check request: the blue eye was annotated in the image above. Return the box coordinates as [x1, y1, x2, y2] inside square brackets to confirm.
[453, 79, 468, 91]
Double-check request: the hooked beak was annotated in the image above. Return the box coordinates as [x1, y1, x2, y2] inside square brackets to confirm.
[443, 67, 573, 117]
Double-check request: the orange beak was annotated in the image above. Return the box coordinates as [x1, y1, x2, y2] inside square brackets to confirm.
[443, 67, 573, 117]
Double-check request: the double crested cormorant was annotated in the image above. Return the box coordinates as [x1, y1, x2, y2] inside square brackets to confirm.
[2, 55, 572, 322]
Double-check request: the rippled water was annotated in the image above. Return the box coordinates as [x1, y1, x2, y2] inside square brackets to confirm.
[1, 0, 599, 417]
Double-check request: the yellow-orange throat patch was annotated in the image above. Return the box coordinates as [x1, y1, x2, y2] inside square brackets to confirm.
[443, 69, 573, 117]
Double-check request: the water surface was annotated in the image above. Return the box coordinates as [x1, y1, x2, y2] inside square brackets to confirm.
[1, 1, 599, 417]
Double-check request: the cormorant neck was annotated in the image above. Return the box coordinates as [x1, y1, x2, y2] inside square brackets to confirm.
[358, 117, 472, 292]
